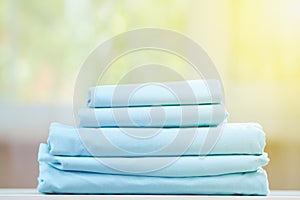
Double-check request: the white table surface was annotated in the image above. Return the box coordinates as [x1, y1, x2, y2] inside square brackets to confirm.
[0, 189, 300, 200]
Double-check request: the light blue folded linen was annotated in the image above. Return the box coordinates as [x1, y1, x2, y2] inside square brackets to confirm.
[87, 79, 223, 108]
[78, 104, 227, 128]
[38, 162, 269, 195]
[48, 123, 266, 157]
[39, 143, 269, 177]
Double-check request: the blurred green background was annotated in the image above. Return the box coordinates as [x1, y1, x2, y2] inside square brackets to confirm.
[0, 0, 300, 189]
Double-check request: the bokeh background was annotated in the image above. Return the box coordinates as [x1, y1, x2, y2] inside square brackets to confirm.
[1, 0, 300, 189]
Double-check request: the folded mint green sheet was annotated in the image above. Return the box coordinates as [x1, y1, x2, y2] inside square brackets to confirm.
[87, 79, 223, 108]
[38, 162, 269, 195]
[78, 104, 227, 128]
[39, 143, 268, 177]
[48, 123, 266, 157]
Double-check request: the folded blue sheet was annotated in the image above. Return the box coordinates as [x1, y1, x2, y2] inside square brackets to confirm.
[38, 162, 269, 195]
[87, 79, 223, 108]
[48, 123, 266, 157]
[39, 143, 269, 177]
[78, 104, 227, 128]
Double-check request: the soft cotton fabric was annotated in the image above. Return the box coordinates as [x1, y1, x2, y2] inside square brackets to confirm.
[87, 79, 223, 108]
[48, 123, 266, 157]
[78, 104, 227, 128]
[38, 162, 269, 195]
[37, 77, 270, 195]
[39, 143, 269, 177]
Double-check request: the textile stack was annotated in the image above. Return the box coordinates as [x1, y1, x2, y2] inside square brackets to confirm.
[37, 80, 269, 195]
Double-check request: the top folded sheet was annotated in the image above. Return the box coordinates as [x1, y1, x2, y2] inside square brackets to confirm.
[87, 79, 223, 108]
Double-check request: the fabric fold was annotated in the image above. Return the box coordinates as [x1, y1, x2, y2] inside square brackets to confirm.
[39, 143, 269, 177]
[78, 104, 227, 128]
[87, 79, 223, 108]
[38, 162, 269, 195]
[48, 123, 266, 157]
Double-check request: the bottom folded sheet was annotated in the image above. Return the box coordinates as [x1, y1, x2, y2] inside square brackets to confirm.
[38, 162, 269, 195]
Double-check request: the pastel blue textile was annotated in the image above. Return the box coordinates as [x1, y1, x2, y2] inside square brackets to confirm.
[87, 79, 223, 108]
[48, 123, 266, 157]
[39, 143, 269, 177]
[78, 104, 227, 128]
[38, 162, 269, 195]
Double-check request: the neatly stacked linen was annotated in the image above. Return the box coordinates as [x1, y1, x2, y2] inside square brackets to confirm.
[37, 79, 269, 195]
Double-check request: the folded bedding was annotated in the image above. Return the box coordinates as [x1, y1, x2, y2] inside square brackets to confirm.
[48, 123, 266, 157]
[78, 104, 227, 128]
[39, 143, 269, 177]
[87, 79, 223, 108]
[37, 77, 270, 195]
[38, 162, 269, 195]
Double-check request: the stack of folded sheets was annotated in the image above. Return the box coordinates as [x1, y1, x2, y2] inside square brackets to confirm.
[38, 79, 269, 195]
